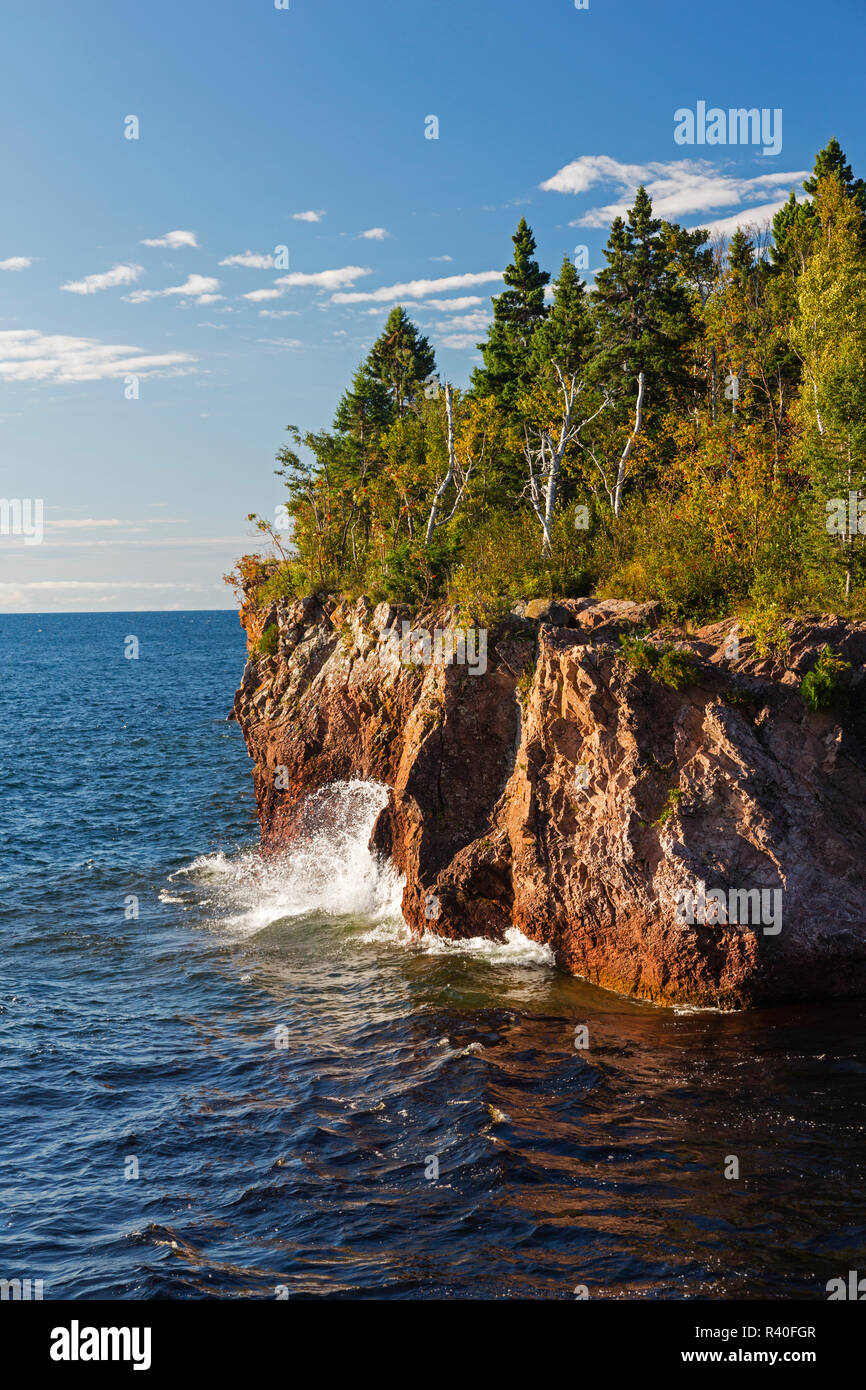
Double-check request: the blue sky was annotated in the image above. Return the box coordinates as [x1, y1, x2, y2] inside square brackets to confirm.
[1, 0, 864, 611]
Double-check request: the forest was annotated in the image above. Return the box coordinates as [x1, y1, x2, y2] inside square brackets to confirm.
[233, 139, 866, 637]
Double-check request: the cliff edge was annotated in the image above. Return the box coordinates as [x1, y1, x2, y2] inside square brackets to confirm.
[232, 589, 866, 1008]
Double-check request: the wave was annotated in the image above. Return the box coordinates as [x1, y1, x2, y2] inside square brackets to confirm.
[169, 778, 553, 969]
[171, 780, 403, 936]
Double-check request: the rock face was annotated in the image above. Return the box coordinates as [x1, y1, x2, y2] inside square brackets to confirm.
[232, 589, 866, 1008]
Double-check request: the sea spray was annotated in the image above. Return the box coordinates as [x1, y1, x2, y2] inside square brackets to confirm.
[172, 779, 403, 936]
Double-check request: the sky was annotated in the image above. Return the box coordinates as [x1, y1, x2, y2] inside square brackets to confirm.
[1, 0, 864, 612]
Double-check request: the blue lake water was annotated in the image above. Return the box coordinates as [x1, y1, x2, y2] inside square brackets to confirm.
[2, 610, 865, 1299]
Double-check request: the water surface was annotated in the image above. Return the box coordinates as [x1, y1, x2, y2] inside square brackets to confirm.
[1, 611, 864, 1299]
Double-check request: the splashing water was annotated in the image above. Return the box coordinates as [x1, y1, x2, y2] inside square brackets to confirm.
[172, 780, 404, 936]
[171, 777, 553, 966]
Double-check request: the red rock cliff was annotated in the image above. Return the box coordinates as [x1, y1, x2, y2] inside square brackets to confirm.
[232, 590, 866, 1009]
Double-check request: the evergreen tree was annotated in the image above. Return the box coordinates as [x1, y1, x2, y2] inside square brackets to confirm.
[531, 254, 592, 379]
[333, 359, 394, 440]
[591, 185, 697, 401]
[366, 306, 435, 417]
[773, 139, 866, 270]
[472, 217, 550, 408]
[803, 137, 866, 210]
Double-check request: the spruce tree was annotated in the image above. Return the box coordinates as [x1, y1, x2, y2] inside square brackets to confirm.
[366, 306, 435, 417]
[591, 185, 696, 401]
[472, 217, 550, 408]
[531, 253, 592, 379]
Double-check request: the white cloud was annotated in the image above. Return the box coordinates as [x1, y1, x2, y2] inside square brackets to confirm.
[258, 308, 300, 318]
[0, 581, 191, 590]
[61, 263, 144, 295]
[420, 296, 483, 311]
[0, 256, 33, 271]
[277, 266, 370, 289]
[694, 199, 804, 238]
[243, 265, 371, 303]
[255, 337, 303, 349]
[0, 329, 195, 383]
[431, 255, 453, 262]
[331, 270, 503, 304]
[219, 250, 275, 268]
[359, 227, 389, 240]
[430, 310, 491, 334]
[292, 210, 325, 223]
[126, 274, 221, 305]
[141, 230, 199, 248]
[439, 333, 483, 350]
[540, 154, 807, 227]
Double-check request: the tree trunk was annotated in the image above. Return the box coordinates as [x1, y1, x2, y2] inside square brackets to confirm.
[614, 371, 645, 517]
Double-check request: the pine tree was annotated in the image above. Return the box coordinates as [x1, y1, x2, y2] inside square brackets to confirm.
[803, 137, 866, 209]
[472, 217, 550, 408]
[333, 359, 393, 440]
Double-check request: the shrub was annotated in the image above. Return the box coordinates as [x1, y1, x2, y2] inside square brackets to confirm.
[254, 623, 279, 658]
[800, 645, 852, 712]
[618, 634, 697, 690]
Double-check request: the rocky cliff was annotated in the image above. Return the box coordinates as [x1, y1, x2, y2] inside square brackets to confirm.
[232, 588, 866, 1008]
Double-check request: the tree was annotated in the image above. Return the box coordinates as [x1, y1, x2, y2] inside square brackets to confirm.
[531, 253, 592, 381]
[424, 385, 478, 545]
[472, 217, 549, 409]
[366, 306, 435, 417]
[590, 186, 698, 512]
[790, 174, 866, 596]
[522, 366, 609, 552]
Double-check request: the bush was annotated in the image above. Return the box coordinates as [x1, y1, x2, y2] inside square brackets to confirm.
[448, 507, 593, 625]
[254, 623, 279, 657]
[618, 634, 697, 690]
[800, 645, 852, 711]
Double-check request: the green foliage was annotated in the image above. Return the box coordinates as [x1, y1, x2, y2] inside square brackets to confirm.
[741, 600, 791, 658]
[254, 623, 279, 657]
[471, 217, 550, 410]
[801, 645, 852, 711]
[618, 634, 698, 689]
[653, 787, 683, 827]
[233, 147, 866, 632]
[448, 508, 592, 625]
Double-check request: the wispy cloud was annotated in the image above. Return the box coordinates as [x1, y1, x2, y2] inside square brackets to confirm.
[242, 265, 371, 302]
[332, 270, 503, 305]
[0, 256, 33, 271]
[430, 255, 453, 262]
[359, 227, 389, 240]
[0, 329, 195, 383]
[292, 210, 325, 223]
[61, 263, 144, 295]
[255, 337, 303, 349]
[695, 199, 804, 238]
[430, 310, 491, 334]
[141, 230, 199, 248]
[219, 250, 276, 269]
[126, 274, 221, 305]
[540, 154, 807, 227]
[421, 296, 483, 311]
[258, 308, 300, 319]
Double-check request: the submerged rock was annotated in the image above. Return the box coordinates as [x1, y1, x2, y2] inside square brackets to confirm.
[232, 592, 866, 1008]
